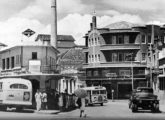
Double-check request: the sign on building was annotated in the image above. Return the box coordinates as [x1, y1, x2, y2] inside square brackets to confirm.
[29, 60, 41, 73]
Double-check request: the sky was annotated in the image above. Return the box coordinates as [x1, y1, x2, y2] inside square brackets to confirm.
[1, 0, 165, 47]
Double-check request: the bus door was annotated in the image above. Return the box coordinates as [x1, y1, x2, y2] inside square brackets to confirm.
[86, 90, 91, 103]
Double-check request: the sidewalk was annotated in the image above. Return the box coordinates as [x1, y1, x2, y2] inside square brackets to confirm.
[34, 109, 60, 114]
[160, 103, 165, 112]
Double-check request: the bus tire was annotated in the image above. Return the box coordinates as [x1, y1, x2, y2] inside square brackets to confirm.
[16, 106, 23, 111]
[100, 103, 103, 106]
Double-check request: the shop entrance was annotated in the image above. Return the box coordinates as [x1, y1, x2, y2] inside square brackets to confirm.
[102, 84, 112, 99]
[118, 83, 132, 99]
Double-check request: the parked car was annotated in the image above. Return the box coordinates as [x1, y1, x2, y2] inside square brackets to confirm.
[128, 87, 159, 113]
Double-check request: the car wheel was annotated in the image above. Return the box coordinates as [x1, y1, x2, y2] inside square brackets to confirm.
[155, 104, 159, 112]
[132, 104, 138, 113]
[100, 103, 103, 106]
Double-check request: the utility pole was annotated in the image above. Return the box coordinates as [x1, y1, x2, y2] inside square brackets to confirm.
[131, 53, 134, 90]
[149, 25, 154, 88]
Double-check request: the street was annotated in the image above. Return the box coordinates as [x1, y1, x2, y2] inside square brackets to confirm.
[0, 100, 165, 120]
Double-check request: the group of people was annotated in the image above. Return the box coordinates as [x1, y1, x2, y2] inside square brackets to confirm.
[35, 89, 48, 111]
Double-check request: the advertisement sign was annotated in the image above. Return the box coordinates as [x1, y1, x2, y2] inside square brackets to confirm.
[29, 60, 41, 73]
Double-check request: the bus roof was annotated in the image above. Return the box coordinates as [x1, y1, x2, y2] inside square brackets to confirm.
[0, 78, 31, 84]
[83, 86, 106, 90]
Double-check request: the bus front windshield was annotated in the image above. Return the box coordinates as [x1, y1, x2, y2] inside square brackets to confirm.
[100, 90, 106, 94]
[92, 90, 99, 95]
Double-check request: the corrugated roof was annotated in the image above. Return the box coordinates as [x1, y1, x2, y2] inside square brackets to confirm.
[35, 34, 75, 42]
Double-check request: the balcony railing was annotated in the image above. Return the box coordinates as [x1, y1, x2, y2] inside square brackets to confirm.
[83, 61, 147, 68]
[0, 65, 58, 76]
[100, 44, 140, 51]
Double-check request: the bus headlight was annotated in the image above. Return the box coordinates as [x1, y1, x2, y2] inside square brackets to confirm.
[23, 92, 30, 101]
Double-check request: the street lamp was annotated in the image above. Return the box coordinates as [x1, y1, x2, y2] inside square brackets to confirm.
[126, 53, 134, 90]
[130, 53, 134, 90]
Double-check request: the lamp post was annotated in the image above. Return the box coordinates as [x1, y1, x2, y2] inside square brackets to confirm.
[130, 53, 134, 90]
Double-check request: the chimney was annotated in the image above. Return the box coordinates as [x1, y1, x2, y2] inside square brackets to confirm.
[90, 23, 93, 31]
[92, 15, 97, 30]
[51, 0, 57, 48]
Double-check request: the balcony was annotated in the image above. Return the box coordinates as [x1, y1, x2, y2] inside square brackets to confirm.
[83, 61, 146, 68]
[100, 44, 140, 51]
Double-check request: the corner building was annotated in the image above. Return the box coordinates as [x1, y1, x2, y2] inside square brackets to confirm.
[83, 15, 165, 99]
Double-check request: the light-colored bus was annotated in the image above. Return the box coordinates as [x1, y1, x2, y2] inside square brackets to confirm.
[83, 86, 108, 106]
[0, 78, 32, 110]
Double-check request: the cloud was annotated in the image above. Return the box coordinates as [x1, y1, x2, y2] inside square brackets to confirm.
[0, 17, 48, 47]
[57, 13, 144, 45]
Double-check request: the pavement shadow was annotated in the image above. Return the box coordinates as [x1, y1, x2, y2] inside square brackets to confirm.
[133, 109, 162, 114]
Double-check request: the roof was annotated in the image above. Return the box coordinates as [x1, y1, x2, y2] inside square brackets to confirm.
[0, 42, 7, 47]
[104, 21, 140, 29]
[35, 34, 75, 42]
[0, 45, 60, 53]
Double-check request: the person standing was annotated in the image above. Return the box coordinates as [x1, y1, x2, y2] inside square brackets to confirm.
[76, 97, 87, 118]
[42, 90, 48, 110]
[35, 89, 42, 111]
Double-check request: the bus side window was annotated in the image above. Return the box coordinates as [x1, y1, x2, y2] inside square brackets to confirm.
[19, 84, 28, 89]
[0, 82, 2, 89]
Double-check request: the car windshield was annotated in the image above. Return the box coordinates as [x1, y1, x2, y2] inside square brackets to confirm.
[136, 88, 153, 93]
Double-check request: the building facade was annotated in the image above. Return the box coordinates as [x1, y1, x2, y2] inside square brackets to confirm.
[0, 45, 78, 95]
[83, 15, 165, 99]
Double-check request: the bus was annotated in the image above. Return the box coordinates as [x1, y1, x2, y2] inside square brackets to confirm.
[83, 86, 108, 106]
[0, 78, 32, 110]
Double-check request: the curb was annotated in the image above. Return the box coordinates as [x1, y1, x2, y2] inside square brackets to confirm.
[34, 110, 60, 114]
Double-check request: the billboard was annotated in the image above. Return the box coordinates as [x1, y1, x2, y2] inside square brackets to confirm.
[29, 60, 41, 73]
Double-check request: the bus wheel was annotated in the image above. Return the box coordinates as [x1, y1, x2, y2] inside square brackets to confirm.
[0, 105, 7, 111]
[16, 107, 23, 111]
[100, 103, 103, 106]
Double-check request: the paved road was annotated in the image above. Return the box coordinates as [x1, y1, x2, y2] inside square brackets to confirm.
[0, 100, 165, 120]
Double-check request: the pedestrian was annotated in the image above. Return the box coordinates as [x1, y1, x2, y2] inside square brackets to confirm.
[58, 93, 63, 112]
[35, 89, 42, 111]
[76, 97, 87, 118]
[42, 90, 48, 110]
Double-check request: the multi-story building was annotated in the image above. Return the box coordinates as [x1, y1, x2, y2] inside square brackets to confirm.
[0, 45, 78, 95]
[83, 15, 165, 99]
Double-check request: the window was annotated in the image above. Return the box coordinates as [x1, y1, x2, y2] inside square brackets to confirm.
[91, 38, 93, 46]
[10, 84, 28, 89]
[88, 55, 91, 63]
[148, 35, 151, 44]
[92, 55, 94, 62]
[98, 54, 100, 62]
[2, 59, 5, 70]
[142, 53, 146, 61]
[88, 39, 90, 47]
[112, 53, 118, 62]
[0, 82, 2, 89]
[6, 58, 10, 69]
[11, 56, 15, 68]
[159, 78, 165, 90]
[32, 52, 37, 60]
[95, 38, 97, 45]
[119, 53, 123, 61]
[112, 36, 116, 44]
[141, 35, 146, 44]
[118, 35, 124, 44]
[93, 70, 99, 76]
[87, 71, 92, 77]
[124, 35, 129, 44]
[95, 55, 97, 62]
